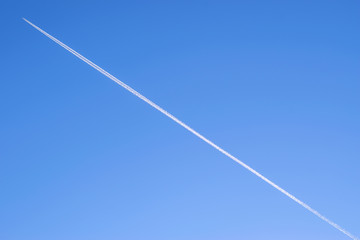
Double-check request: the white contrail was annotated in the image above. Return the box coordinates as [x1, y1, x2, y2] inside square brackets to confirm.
[23, 18, 358, 240]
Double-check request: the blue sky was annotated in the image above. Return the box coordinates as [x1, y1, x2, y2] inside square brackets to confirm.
[1, 1, 359, 239]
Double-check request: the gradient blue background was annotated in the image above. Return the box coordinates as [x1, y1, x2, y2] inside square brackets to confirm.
[1, 1, 359, 239]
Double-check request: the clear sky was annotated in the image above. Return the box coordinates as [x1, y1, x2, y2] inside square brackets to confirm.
[1, 1, 359, 239]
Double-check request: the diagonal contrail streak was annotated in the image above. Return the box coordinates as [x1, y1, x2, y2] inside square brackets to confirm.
[23, 18, 358, 240]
